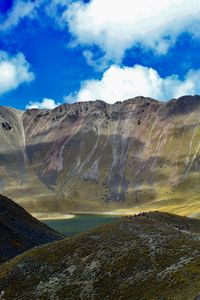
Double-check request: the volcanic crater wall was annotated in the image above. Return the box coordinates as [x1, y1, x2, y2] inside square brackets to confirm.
[1, 96, 200, 215]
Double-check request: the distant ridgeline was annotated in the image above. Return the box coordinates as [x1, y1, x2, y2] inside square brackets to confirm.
[0, 95, 200, 216]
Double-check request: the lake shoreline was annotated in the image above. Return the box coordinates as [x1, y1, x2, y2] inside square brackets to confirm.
[32, 210, 138, 221]
[31, 213, 76, 220]
[41, 213, 122, 237]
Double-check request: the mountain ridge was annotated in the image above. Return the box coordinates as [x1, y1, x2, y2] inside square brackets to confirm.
[1, 94, 197, 112]
[1, 95, 200, 215]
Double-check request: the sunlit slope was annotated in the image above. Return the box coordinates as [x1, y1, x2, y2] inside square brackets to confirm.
[0, 106, 55, 209]
[2, 212, 200, 299]
[1, 96, 200, 215]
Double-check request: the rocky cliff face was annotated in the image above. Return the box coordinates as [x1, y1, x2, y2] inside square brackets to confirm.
[0, 194, 63, 263]
[2, 212, 200, 299]
[1, 96, 200, 215]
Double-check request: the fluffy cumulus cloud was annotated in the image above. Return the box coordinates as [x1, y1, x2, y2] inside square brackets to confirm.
[65, 65, 200, 103]
[26, 98, 60, 110]
[2, 0, 200, 63]
[0, 51, 34, 96]
[2, 1, 200, 66]
[64, 0, 200, 63]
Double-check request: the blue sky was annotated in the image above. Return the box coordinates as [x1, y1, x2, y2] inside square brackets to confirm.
[0, 0, 200, 110]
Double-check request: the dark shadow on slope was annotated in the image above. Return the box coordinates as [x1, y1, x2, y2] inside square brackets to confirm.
[164, 95, 200, 117]
[0, 194, 63, 263]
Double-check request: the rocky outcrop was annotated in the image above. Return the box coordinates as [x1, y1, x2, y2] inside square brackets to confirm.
[1, 212, 200, 299]
[0, 194, 63, 263]
[1, 96, 200, 215]
[1, 122, 12, 131]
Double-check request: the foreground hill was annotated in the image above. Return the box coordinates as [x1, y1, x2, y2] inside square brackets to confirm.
[1, 212, 200, 299]
[2, 96, 200, 215]
[0, 194, 63, 263]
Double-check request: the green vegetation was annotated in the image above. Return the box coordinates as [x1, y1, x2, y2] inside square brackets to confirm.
[2, 212, 200, 299]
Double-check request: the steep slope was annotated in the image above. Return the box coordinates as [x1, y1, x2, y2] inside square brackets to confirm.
[1, 96, 200, 215]
[1, 212, 200, 299]
[0, 106, 57, 211]
[0, 194, 63, 263]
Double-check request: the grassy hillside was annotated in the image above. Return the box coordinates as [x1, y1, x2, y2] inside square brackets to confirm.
[1, 212, 200, 299]
[0, 194, 63, 263]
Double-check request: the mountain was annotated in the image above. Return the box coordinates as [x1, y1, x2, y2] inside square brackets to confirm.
[0, 194, 63, 263]
[1, 212, 200, 299]
[1, 95, 200, 215]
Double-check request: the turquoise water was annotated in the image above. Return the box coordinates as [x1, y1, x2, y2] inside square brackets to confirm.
[43, 214, 120, 236]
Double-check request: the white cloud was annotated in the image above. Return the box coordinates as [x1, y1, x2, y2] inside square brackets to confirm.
[26, 98, 60, 110]
[64, 0, 200, 64]
[45, 0, 70, 19]
[82, 50, 110, 71]
[65, 65, 200, 103]
[0, 51, 34, 96]
[2, 0, 200, 67]
[0, 0, 69, 31]
[0, 0, 38, 31]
